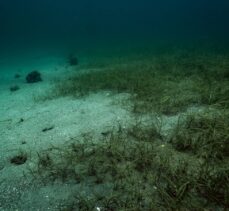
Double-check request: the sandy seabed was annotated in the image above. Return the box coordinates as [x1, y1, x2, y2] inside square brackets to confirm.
[0, 53, 206, 210]
[0, 54, 133, 210]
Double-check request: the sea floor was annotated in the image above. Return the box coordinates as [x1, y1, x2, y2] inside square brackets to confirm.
[0, 53, 135, 210]
[0, 48, 228, 210]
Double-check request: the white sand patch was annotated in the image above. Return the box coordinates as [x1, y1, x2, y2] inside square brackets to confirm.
[0, 78, 131, 171]
[0, 55, 132, 210]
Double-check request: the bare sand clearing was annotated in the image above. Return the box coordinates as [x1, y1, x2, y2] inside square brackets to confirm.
[0, 55, 133, 210]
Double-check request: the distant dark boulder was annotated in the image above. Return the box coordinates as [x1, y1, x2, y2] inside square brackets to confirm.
[68, 54, 78, 66]
[26, 71, 42, 83]
[14, 73, 21, 78]
[10, 85, 20, 92]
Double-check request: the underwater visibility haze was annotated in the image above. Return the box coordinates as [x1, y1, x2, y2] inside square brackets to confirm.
[1, 0, 229, 53]
[0, 0, 229, 210]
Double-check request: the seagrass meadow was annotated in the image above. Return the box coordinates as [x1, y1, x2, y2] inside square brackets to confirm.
[0, 0, 229, 210]
[33, 46, 229, 210]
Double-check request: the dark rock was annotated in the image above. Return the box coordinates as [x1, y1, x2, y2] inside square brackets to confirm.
[10, 85, 20, 92]
[68, 54, 78, 66]
[26, 71, 42, 83]
[101, 131, 111, 136]
[19, 118, 24, 123]
[10, 154, 27, 165]
[14, 73, 21, 78]
[42, 126, 54, 132]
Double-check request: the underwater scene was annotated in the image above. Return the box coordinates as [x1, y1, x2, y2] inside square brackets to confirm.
[0, 0, 229, 210]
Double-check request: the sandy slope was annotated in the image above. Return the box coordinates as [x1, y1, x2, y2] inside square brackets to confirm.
[0, 53, 204, 210]
[0, 55, 132, 210]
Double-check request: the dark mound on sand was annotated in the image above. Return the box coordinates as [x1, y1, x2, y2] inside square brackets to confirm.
[26, 71, 42, 83]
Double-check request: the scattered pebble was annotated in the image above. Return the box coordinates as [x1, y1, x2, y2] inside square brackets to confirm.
[42, 126, 54, 132]
[10, 154, 27, 165]
[19, 118, 24, 123]
[14, 73, 21, 78]
[101, 131, 111, 136]
[10, 85, 20, 92]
